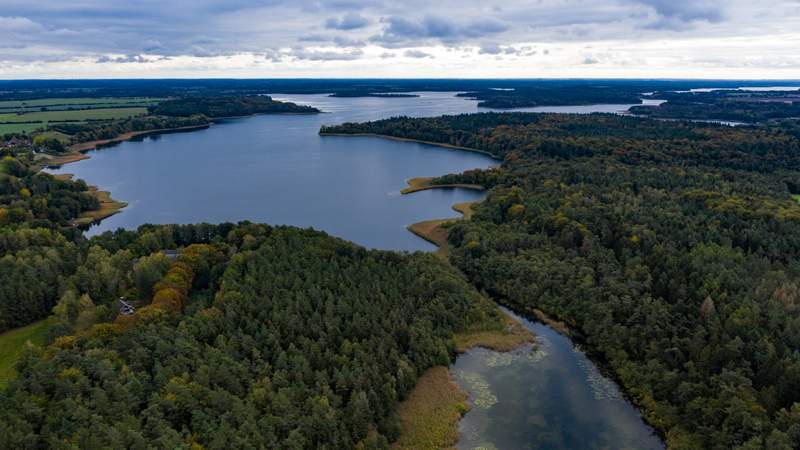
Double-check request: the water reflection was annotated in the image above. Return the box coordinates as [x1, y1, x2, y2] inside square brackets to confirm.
[453, 308, 663, 450]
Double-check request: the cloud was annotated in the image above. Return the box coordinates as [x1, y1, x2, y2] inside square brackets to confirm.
[96, 54, 149, 63]
[333, 36, 366, 47]
[325, 13, 369, 30]
[634, 0, 725, 29]
[479, 43, 521, 55]
[373, 15, 508, 46]
[290, 47, 364, 61]
[403, 49, 432, 58]
[582, 56, 599, 64]
[0, 0, 798, 77]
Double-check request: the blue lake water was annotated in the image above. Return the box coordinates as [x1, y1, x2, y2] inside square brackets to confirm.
[47, 92, 641, 251]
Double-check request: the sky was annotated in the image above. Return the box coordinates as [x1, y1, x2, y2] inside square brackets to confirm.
[1, 0, 800, 79]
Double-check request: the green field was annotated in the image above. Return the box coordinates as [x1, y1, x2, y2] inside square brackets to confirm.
[0, 123, 44, 134]
[0, 97, 162, 111]
[0, 318, 52, 388]
[0, 107, 147, 123]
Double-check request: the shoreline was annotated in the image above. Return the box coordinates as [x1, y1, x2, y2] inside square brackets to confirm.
[393, 309, 534, 450]
[40, 124, 211, 169]
[319, 132, 501, 159]
[401, 176, 484, 195]
[37, 124, 211, 226]
[407, 201, 477, 257]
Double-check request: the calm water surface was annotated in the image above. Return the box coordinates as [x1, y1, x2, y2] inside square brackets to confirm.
[453, 307, 664, 450]
[47, 92, 640, 250]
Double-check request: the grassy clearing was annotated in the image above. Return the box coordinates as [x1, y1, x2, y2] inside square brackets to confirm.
[407, 200, 480, 258]
[73, 188, 127, 227]
[35, 130, 72, 143]
[452, 201, 476, 219]
[0, 318, 52, 388]
[394, 309, 533, 449]
[0, 107, 147, 123]
[393, 366, 468, 450]
[454, 311, 535, 353]
[793, 194, 800, 204]
[408, 219, 451, 256]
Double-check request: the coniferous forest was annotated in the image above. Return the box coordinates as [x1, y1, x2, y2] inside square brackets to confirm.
[322, 113, 800, 449]
[0, 221, 499, 449]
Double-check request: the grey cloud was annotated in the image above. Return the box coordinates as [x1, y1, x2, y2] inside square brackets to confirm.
[479, 43, 520, 55]
[333, 36, 366, 47]
[96, 54, 149, 63]
[634, 0, 725, 29]
[291, 47, 364, 60]
[373, 15, 508, 46]
[325, 13, 369, 30]
[403, 49, 432, 58]
[0, 0, 794, 70]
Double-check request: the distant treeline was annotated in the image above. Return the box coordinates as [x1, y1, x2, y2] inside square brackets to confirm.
[322, 113, 800, 449]
[2, 79, 800, 101]
[149, 96, 320, 118]
[457, 87, 643, 108]
[632, 90, 800, 122]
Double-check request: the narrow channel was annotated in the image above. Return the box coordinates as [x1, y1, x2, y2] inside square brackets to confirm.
[453, 306, 664, 450]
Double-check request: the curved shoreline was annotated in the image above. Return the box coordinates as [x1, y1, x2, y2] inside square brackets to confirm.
[401, 176, 484, 195]
[319, 132, 501, 159]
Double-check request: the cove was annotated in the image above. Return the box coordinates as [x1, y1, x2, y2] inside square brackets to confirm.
[453, 307, 665, 450]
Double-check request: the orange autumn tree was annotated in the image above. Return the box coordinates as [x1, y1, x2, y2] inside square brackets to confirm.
[117, 244, 222, 328]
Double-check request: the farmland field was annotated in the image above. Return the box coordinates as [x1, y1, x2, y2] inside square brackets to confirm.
[0, 107, 147, 123]
[0, 123, 43, 134]
[0, 97, 162, 111]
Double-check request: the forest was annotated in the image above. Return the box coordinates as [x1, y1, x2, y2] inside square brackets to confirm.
[0, 148, 100, 332]
[322, 113, 800, 449]
[632, 90, 800, 122]
[1, 123, 505, 448]
[149, 96, 320, 118]
[456, 86, 644, 108]
[0, 214, 503, 448]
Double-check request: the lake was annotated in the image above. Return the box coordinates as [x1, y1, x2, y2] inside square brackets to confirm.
[46, 91, 665, 448]
[46, 92, 643, 251]
[454, 308, 664, 450]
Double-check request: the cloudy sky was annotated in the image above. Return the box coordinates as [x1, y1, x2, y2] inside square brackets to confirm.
[1, 0, 800, 79]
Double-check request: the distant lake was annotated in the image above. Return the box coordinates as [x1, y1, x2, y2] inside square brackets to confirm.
[46, 92, 642, 251]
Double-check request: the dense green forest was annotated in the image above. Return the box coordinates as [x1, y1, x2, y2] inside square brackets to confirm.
[0, 147, 101, 332]
[632, 90, 800, 122]
[149, 96, 320, 117]
[52, 115, 210, 146]
[0, 223, 499, 449]
[322, 113, 800, 449]
[457, 87, 644, 109]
